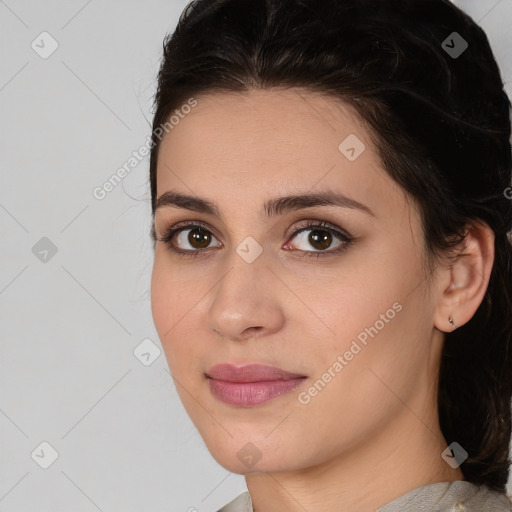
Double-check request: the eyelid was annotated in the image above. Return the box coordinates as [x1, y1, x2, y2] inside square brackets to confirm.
[284, 218, 351, 240]
[158, 218, 351, 243]
[158, 218, 355, 260]
[157, 219, 218, 242]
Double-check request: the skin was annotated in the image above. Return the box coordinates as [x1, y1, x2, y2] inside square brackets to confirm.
[150, 88, 495, 512]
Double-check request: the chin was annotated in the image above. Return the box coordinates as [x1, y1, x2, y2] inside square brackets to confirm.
[201, 432, 303, 475]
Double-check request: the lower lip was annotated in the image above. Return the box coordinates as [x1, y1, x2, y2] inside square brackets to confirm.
[208, 377, 307, 407]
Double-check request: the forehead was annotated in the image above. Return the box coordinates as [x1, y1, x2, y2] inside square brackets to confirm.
[155, 88, 404, 220]
[157, 88, 366, 160]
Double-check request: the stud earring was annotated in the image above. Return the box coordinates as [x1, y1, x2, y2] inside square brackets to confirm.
[449, 315, 457, 330]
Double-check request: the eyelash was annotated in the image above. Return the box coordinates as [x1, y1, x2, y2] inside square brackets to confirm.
[157, 220, 354, 259]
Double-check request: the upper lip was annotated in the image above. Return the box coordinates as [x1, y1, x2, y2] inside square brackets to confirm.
[206, 363, 306, 382]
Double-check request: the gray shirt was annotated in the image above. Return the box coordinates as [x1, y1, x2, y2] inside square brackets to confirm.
[217, 481, 512, 511]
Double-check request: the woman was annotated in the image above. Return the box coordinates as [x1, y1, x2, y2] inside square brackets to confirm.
[148, 0, 512, 510]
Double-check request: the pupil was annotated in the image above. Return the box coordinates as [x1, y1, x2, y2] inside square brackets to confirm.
[190, 228, 211, 248]
[310, 230, 331, 250]
[186, 228, 332, 251]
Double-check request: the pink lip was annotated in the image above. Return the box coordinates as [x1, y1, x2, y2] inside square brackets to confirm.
[206, 364, 307, 407]
[206, 363, 306, 382]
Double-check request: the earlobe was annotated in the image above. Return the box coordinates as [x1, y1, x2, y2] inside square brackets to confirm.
[434, 221, 495, 333]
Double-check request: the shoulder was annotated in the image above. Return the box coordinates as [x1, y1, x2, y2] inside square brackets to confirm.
[377, 481, 512, 512]
[430, 481, 512, 511]
[216, 491, 253, 512]
[471, 485, 512, 511]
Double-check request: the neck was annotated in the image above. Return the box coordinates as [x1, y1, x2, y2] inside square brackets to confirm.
[245, 406, 464, 512]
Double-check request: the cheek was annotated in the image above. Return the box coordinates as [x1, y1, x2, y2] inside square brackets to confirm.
[150, 258, 198, 355]
[150, 262, 173, 334]
[285, 263, 397, 345]
[298, 254, 419, 381]
[315, 286, 427, 415]
[151, 253, 195, 325]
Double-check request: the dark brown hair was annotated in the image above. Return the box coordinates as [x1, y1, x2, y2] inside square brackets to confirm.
[149, 0, 512, 492]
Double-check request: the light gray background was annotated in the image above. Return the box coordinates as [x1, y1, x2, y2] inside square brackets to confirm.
[0, 1, 511, 511]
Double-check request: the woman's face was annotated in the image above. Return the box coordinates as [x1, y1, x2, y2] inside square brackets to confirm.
[151, 88, 444, 474]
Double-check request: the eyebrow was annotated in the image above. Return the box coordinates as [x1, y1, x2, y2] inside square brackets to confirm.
[154, 190, 375, 219]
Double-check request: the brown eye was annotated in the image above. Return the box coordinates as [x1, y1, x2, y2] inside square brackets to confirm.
[174, 226, 219, 250]
[162, 224, 222, 253]
[287, 225, 348, 253]
[187, 227, 212, 249]
[159, 220, 353, 259]
[307, 229, 333, 251]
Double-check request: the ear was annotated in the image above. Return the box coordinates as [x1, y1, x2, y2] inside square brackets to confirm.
[433, 220, 495, 333]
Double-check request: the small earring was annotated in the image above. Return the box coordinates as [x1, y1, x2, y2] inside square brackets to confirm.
[449, 315, 457, 330]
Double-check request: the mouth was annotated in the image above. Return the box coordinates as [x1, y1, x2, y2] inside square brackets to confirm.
[205, 363, 307, 407]
[206, 363, 307, 382]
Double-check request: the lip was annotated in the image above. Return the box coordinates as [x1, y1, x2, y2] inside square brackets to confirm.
[206, 364, 307, 407]
[206, 363, 306, 382]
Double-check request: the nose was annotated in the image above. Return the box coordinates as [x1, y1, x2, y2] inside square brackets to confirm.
[206, 249, 285, 343]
